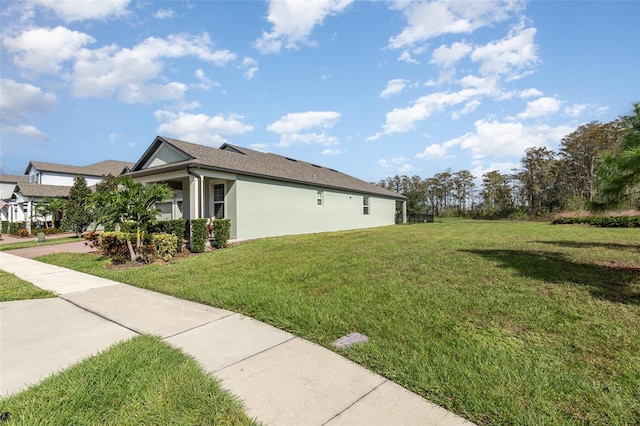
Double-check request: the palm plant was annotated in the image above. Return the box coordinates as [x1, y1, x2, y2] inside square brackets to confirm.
[95, 176, 174, 261]
[590, 102, 640, 211]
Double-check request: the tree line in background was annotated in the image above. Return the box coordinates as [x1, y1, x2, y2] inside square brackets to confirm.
[378, 103, 640, 219]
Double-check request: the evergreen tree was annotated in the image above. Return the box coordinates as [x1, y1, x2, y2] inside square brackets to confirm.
[62, 175, 93, 236]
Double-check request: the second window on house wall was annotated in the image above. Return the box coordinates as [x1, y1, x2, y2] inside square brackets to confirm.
[363, 196, 370, 215]
[213, 183, 225, 219]
[317, 190, 324, 206]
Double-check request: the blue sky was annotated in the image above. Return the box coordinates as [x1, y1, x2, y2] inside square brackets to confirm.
[1, 0, 638, 184]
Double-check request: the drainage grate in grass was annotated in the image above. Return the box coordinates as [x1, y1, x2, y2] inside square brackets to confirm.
[333, 332, 369, 349]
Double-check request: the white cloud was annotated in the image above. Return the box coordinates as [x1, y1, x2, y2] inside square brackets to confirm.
[517, 96, 561, 119]
[0, 79, 55, 141]
[452, 99, 481, 120]
[444, 119, 573, 159]
[380, 79, 408, 98]
[388, 0, 524, 49]
[416, 143, 448, 159]
[2, 124, 49, 141]
[240, 57, 259, 79]
[376, 156, 409, 168]
[564, 103, 589, 117]
[28, 0, 130, 22]
[155, 111, 254, 146]
[154, 8, 176, 19]
[3, 26, 95, 75]
[399, 163, 414, 173]
[322, 148, 342, 155]
[471, 24, 539, 78]
[194, 69, 220, 90]
[369, 88, 483, 140]
[72, 33, 236, 102]
[253, 0, 353, 54]
[0, 79, 56, 118]
[268, 111, 341, 147]
[250, 143, 270, 152]
[431, 41, 472, 68]
[471, 161, 520, 180]
[398, 50, 418, 64]
[519, 88, 543, 98]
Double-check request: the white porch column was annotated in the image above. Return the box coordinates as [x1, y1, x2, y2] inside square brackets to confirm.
[402, 200, 407, 224]
[188, 174, 199, 220]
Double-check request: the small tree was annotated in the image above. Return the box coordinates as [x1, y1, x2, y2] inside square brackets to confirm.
[62, 176, 93, 236]
[36, 197, 65, 229]
[98, 176, 174, 261]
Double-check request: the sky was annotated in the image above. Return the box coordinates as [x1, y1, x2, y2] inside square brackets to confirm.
[1, 0, 638, 184]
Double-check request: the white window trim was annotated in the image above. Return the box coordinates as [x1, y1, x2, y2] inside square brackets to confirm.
[363, 196, 370, 215]
[212, 182, 225, 219]
[317, 190, 324, 207]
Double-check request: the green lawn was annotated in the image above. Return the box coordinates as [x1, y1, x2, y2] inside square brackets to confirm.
[0, 335, 257, 425]
[0, 236, 79, 251]
[38, 219, 640, 425]
[0, 270, 55, 301]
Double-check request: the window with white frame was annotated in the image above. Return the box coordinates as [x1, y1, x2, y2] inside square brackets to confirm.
[213, 183, 225, 219]
[317, 190, 324, 206]
[363, 196, 370, 215]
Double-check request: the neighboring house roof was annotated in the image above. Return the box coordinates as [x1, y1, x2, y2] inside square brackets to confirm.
[0, 174, 29, 184]
[13, 183, 72, 198]
[130, 136, 406, 200]
[24, 160, 134, 177]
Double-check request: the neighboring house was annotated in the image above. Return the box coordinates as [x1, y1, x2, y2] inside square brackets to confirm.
[126, 136, 407, 241]
[2, 160, 133, 229]
[0, 175, 29, 222]
[24, 160, 132, 186]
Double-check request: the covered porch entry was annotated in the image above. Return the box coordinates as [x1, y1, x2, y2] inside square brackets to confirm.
[133, 168, 237, 243]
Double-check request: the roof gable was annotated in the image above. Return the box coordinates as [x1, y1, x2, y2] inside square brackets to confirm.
[131, 136, 194, 172]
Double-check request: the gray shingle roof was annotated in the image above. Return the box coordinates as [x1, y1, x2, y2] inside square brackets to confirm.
[25, 160, 134, 177]
[131, 136, 405, 200]
[14, 183, 72, 198]
[0, 174, 29, 184]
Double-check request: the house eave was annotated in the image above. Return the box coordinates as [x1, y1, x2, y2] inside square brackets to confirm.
[126, 162, 407, 200]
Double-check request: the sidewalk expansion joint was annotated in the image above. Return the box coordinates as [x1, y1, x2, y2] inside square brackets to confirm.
[320, 379, 388, 426]
[213, 335, 296, 373]
[58, 296, 142, 337]
[162, 311, 237, 339]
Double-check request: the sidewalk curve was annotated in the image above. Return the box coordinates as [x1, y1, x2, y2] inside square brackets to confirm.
[0, 251, 474, 425]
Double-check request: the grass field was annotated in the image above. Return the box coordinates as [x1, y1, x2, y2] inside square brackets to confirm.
[0, 335, 256, 425]
[38, 219, 640, 425]
[0, 236, 79, 251]
[0, 270, 55, 301]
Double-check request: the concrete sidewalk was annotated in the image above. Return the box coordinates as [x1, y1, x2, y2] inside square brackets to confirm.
[0, 251, 473, 425]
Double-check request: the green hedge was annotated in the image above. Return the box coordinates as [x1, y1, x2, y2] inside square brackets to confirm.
[552, 215, 640, 227]
[98, 231, 178, 263]
[211, 219, 231, 248]
[149, 219, 185, 252]
[1, 221, 8, 234]
[190, 219, 208, 253]
[8, 222, 25, 235]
